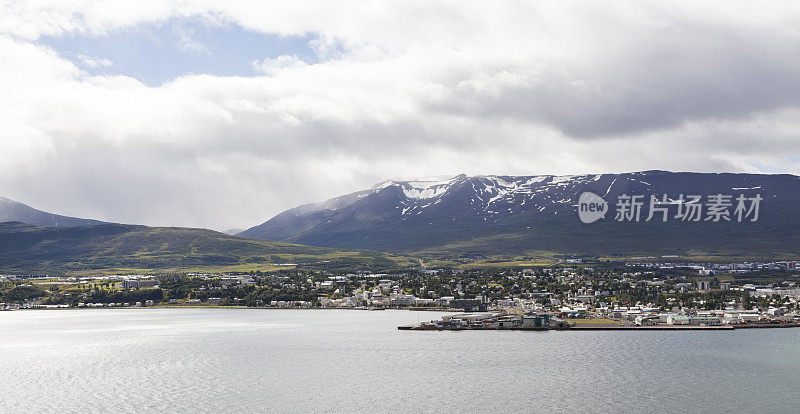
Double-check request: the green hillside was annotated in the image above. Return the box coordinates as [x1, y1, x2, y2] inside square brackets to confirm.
[0, 222, 412, 275]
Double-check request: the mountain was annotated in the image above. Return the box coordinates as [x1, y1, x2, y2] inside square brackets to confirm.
[0, 196, 105, 227]
[240, 171, 800, 258]
[0, 222, 404, 275]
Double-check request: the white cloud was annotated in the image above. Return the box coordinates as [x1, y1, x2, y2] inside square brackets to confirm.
[173, 24, 210, 55]
[252, 55, 307, 75]
[1, 1, 800, 230]
[78, 53, 113, 68]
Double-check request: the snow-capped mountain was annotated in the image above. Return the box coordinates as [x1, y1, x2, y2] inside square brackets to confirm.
[240, 171, 800, 256]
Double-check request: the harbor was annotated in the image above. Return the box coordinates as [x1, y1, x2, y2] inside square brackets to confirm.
[398, 312, 800, 331]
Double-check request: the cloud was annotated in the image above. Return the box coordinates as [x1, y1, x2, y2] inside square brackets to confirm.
[78, 53, 112, 68]
[1, 1, 800, 230]
[252, 55, 307, 75]
[173, 24, 210, 55]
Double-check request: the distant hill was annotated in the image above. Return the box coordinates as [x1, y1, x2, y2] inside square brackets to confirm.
[0, 196, 105, 227]
[0, 222, 404, 275]
[240, 171, 800, 259]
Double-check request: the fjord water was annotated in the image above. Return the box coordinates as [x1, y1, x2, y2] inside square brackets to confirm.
[2, 309, 799, 413]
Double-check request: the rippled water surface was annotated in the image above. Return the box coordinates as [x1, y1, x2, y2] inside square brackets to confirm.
[2, 309, 800, 413]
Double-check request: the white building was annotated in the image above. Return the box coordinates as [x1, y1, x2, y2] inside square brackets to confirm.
[666, 315, 690, 325]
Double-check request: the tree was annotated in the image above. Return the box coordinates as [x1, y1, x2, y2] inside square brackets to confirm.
[742, 294, 753, 311]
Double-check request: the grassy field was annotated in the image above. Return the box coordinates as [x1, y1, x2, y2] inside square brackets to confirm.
[414, 248, 561, 270]
[458, 259, 556, 269]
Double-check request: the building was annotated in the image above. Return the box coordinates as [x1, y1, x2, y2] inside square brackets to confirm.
[449, 298, 487, 312]
[123, 279, 160, 289]
[390, 294, 417, 307]
[415, 298, 435, 307]
[689, 316, 720, 325]
[435, 296, 454, 307]
[634, 315, 658, 326]
[522, 314, 551, 328]
[738, 313, 761, 322]
[666, 315, 690, 325]
[489, 317, 523, 328]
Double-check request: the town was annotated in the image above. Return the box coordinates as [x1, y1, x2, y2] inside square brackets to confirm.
[3, 260, 800, 331]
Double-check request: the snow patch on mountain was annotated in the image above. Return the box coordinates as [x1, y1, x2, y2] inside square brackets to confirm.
[401, 181, 452, 199]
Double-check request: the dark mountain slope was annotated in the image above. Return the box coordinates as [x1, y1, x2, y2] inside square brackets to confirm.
[0, 196, 106, 227]
[241, 171, 800, 258]
[0, 222, 401, 274]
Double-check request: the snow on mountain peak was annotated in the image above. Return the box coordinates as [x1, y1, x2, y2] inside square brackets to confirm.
[402, 181, 453, 199]
[368, 173, 610, 217]
[382, 175, 465, 200]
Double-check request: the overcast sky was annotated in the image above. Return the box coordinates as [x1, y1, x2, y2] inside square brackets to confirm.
[2, 1, 800, 231]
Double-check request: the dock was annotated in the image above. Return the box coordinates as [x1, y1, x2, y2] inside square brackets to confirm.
[399, 322, 800, 331]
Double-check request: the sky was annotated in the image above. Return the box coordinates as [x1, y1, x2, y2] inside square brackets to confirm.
[2, 1, 800, 231]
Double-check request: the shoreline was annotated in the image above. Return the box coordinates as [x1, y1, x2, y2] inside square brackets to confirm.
[2, 305, 456, 312]
[5, 307, 798, 332]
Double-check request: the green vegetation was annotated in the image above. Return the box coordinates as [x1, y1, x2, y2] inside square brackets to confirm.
[0, 222, 413, 275]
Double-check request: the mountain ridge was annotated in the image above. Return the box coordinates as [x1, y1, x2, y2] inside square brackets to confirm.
[240, 170, 800, 257]
[0, 196, 106, 228]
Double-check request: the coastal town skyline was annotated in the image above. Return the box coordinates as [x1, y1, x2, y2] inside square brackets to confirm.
[5, 3, 800, 413]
